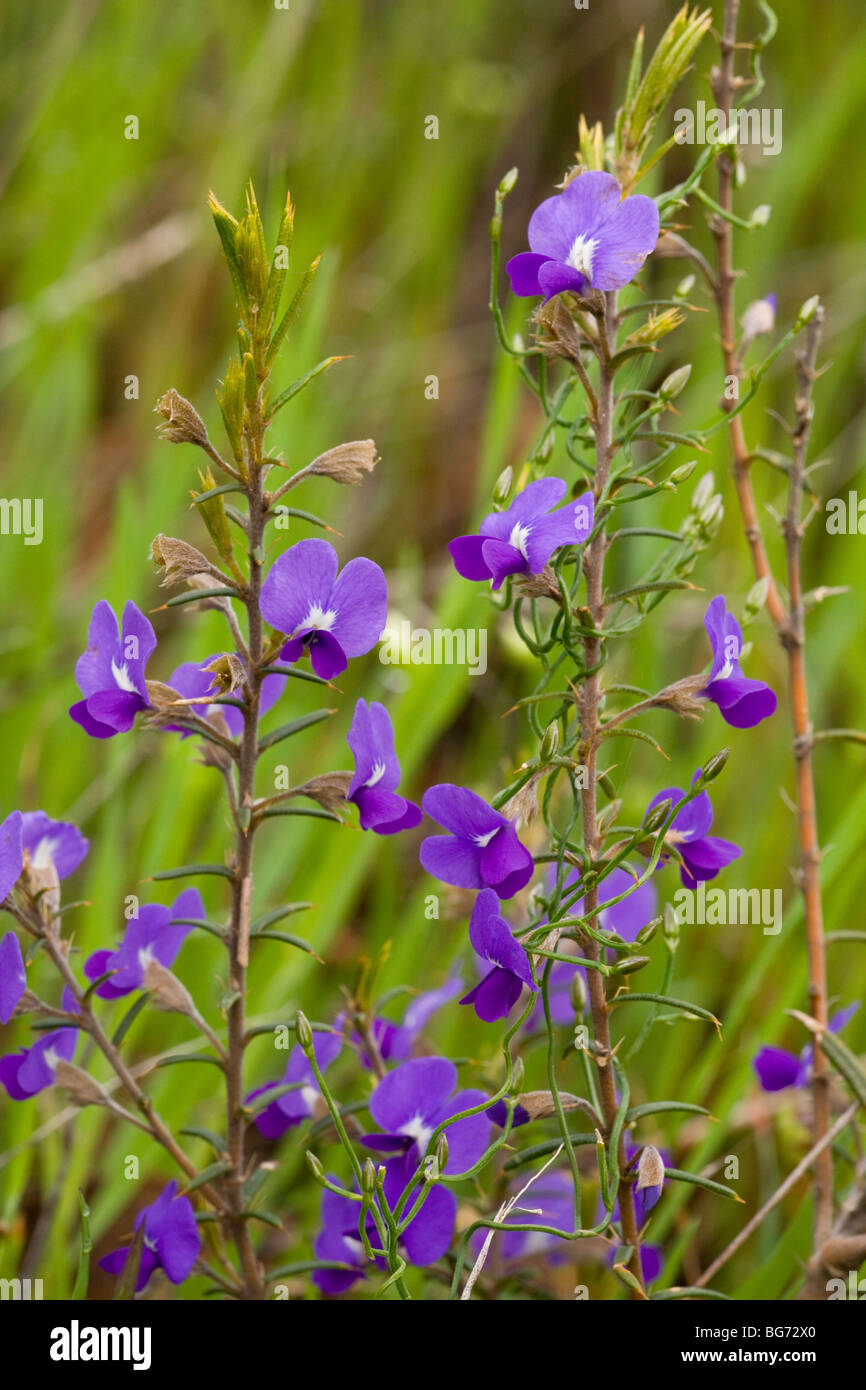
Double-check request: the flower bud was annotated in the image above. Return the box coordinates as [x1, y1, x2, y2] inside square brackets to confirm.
[295, 1011, 313, 1051]
[750, 203, 771, 228]
[691, 471, 715, 511]
[204, 653, 247, 695]
[636, 1144, 665, 1210]
[361, 1158, 378, 1196]
[492, 466, 513, 505]
[310, 440, 378, 486]
[643, 799, 671, 834]
[306, 1151, 326, 1183]
[433, 1134, 449, 1171]
[511, 1056, 525, 1092]
[498, 167, 518, 197]
[741, 294, 776, 341]
[611, 955, 651, 976]
[636, 915, 660, 946]
[744, 576, 770, 618]
[663, 902, 680, 953]
[674, 274, 695, 299]
[700, 747, 730, 783]
[570, 970, 587, 1015]
[795, 295, 821, 331]
[54, 1060, 113, 1109]
[670, 459, 697, 484]
[540, 721, 560, 760]
[659, 363, 692, 400]
[154, 390, 210, 448]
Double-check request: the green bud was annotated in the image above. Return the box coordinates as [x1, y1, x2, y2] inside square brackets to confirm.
[295, 1010, 313, 1051]
[636, 914, 660, 945]
[493, 466, 513, 505]
[750, 203, 771, 228]
[612, 955, 651, 976]
[570, 970, 587, 1014]
[540, 721, 560, 760]
[498, 167, 518, 197]
[744, 576, 769, 619]
[674, 274, 695, 299]
[659, 363, 692, 400]
[511, 1056, 525, 1092]
[700, 748, 730, 783]
[361, 1158, 377, 1196]
[434, 1134, 449, 1171]
[663, 902, 680, 953]
[306, 1151, 326, 1183]
[670, 459, 697, 484]
[643, 798, 671, 834]
[795, 295, 821, 331]
[691, 471, 715, 512]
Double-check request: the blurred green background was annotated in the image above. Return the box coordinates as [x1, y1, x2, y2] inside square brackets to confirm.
[1, 0, 865, 1299]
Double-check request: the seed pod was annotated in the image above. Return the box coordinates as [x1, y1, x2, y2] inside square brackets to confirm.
[309, 440, 378, 487]
[154, 389, 210, 448]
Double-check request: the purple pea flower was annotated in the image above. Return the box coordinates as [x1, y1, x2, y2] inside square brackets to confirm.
[247, 1029, 343, 1139]
[754, 1002, 860, 1092]
[165, 656, 286, 738]
[312, 1182, 378, 1294]
[0, 1012, 79, 1099]
[99, 1180, 200, 1292]
[419, 784, 534, 900]
[525, 865, 656, 1031]
[20, 811, 89, 880]
[363, 1057, 491, 1266]
[357, 978, 464, 1067]
[0, 932, 26, 1025]
[259, 538, 387, 680]
[507, 171, 660, 302]
[459, 889, 537, 1022]
[83, 888, 205, 1000]
[0, 811, 23, 902]
[347, 699, 421, 834]
[70, 600, 156, 738]
[449, 479, 594, 591]
[702, 596, 776, 729]
[647, 773, 740, 888]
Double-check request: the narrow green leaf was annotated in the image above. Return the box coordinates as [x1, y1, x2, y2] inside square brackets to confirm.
[257, 708, 335, 751]
[72, 1191, 92, 1300]
[112, 994, 149, 1047]
[151, 863, 235, 881]
[664, 1167, 743, 1203]
[185, 1161, 232, 1193]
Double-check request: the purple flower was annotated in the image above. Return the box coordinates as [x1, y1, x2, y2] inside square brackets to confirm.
[83, 888, 205, 1000]
[459, 889, 537, 1022]
[347, 699, 421, 834]
[165, 656, 286, 738]
[0, 811, 23, 902]
[0, 1020, 78, 1100]
[312, 1183, 377, 1294]
[70, 600, 156, 738]
[449, 479, 594, 591]
[647, 774, 740, 888]
[754, 1002, 860, 1092]
[419, 784, 534, 900]
[259, 538, 387, 680]
[99, 1180, 200, 1292]
[702, 596, 776, 729]
[20, 811, 89, 880]
[525, 866, 656, 1031]
[507, 171, 659, 302]
[247, 1029, 343, 1139]
[0, 932, 26, 1025]
[363, 1056, 491, 1265]
[357, 978, 464, 1067]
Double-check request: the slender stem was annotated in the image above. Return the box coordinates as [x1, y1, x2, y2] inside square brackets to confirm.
[786, 308, 830, 1245]
[578, 291, 643, 1294]
[223, 327, 269, 1301]
[711, 0, 833, 1254]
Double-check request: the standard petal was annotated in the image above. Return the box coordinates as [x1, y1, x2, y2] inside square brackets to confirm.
[20, 812, 89, 880]
[591, 193, 660, 291]
[369, 1056, 457, 1132]
[528, 173, 622, 259]
[0, 811, 23, 901]
[421, 784, 503, 839]
[74, 600, 119, 697]
[260, 538, 339, 636]
[0, 932, 26, 1025]
[522, 493, 595, 572]
[329, 557, 388, 658]
[437, 1088, 492, 1171]
[120, 601, 157, 694]
[154, 1194, 200, 1284]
